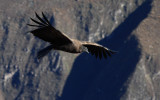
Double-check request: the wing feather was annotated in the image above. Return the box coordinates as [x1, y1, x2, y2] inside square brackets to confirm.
[102, 49, 107, 59]
[35, 12, 48, 26]
[98, 48, 102, 59]
[82, 42, 117, 59]
[27, 24, 43, 27]
[30, 17, 46, 26]
[94, 47, 98, 58]
[42, 12, 51, 26]
[106, 49, 111, 57]
[28, 12, 72, 45]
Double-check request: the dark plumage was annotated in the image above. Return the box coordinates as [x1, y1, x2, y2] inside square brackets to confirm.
[28, 12, 117, 59]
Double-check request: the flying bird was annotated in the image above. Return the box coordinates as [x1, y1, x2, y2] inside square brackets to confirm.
[27, 12, 117, 59]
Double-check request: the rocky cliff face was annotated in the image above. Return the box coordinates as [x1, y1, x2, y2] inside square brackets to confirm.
[0, 0, 159, 100]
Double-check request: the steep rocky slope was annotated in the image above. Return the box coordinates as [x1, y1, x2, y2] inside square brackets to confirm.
[0, 0, 159, 100]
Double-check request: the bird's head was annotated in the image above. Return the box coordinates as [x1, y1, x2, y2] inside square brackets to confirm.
[81, 46, 89, 53]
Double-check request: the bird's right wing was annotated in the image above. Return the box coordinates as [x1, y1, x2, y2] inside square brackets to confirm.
[82, 42, 117, 59]
[27, 12, 72, 45]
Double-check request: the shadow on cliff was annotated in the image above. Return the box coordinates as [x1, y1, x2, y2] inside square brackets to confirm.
[59, 0, 152, 100]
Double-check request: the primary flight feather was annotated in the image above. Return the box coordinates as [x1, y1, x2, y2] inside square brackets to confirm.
[28, 12, 117, 59]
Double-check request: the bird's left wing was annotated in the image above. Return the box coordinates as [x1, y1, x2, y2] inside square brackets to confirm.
[82, 42, 117, 59]
[27, 12, 72, 46]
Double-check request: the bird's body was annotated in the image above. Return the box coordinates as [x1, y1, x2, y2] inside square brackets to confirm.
[28, 12, 116, 59]
[53, 39, 82, 53]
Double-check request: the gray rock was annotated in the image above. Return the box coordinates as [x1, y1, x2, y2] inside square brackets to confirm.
[0, 0, 159, 100]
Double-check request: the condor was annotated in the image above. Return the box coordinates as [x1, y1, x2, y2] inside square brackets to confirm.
[28, 12, 117, 59]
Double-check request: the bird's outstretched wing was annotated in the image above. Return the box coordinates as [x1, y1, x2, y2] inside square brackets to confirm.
[27, 12, 72, 45]
[82, 42, 117, 59]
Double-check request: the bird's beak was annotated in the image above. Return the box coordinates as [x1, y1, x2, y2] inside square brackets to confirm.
[82, 46, 89, 53]
[85, 47, 89, 53]
[86, 49, 89, 53]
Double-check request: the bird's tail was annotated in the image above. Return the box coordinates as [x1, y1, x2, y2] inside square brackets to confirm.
[37, 45, 54, 59]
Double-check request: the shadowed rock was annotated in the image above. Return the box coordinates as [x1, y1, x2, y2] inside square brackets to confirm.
[60, 0, 152, 100]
